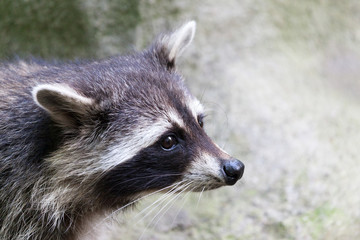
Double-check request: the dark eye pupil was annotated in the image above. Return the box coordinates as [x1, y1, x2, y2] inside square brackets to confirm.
[161, 136, 176, 150]
[198, 119, 204, 128]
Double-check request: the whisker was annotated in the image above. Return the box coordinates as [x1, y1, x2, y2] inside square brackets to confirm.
[138, 181, 193, 240]
[196, 186, 206, 209]
[136, 188, 183, 239]
[118, 181, 185, 218]
[169, 184, 197, 227]
[110, 173, 183, 189]
[170, 197, 188, 226]
[152, 183, 196, 229]
[85, 180, 186, 236]
[134, 180, 187, 222]
[154, 182, 194, 220]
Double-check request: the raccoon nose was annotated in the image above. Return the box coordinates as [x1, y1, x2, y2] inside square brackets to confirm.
[221, 159, 245, 185]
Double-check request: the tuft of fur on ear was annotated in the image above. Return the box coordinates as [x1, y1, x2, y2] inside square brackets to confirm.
[32, 84, 94, 128]
[158, 21, 196, 68]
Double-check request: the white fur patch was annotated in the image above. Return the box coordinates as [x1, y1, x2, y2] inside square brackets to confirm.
[188, 97, 204, 119]
[32, 84, 93, 111]
[162, 21, 196, 62]
[32, 84, 94, 127]
[187, 152, 222, 182]
[167, 110, 186, 128]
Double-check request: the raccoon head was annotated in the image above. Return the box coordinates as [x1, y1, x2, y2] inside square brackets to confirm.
[32, 21, 244, 206]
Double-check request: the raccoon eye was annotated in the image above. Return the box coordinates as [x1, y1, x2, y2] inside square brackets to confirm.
[197, 115, 204, 128]
[161, 135, 178, 151]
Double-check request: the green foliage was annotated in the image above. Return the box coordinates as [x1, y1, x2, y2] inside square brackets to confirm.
[84, 0, 141, 57]
[300, 204, 341, 239]
[0, 0, 95, 59]
[0, 0, 141, 59]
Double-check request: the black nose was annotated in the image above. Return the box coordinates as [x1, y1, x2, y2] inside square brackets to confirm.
[221, 159, 245, 185]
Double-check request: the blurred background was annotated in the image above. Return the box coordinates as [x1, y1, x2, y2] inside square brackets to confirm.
[1, 0, 360, 239]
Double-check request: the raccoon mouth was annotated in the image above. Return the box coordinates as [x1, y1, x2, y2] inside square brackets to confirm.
[178, 175, 225, 192]
[191, 183, 224, 192]
[156, 177, 223, 195]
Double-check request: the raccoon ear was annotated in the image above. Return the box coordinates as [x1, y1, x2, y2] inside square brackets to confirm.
[157, 21, 196, 69]
[32, 84, 94, 127]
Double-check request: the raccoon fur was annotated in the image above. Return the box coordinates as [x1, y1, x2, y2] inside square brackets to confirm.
[0, 21, 244, 240]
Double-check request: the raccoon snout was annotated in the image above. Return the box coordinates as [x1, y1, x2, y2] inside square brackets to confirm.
[221, 159, 245, 185]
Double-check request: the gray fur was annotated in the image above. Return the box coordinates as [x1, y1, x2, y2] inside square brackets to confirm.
[0, 22, 243, 240]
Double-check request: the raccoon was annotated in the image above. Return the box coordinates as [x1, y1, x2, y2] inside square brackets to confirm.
[0, 21, 244, 240]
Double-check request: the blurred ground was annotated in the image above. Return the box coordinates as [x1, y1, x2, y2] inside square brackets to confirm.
[1, 0, 360, 239]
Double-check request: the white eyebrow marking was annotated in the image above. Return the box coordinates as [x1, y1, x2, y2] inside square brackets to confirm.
[188, 98, 204, 119]
[167, 110, 186, 128]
